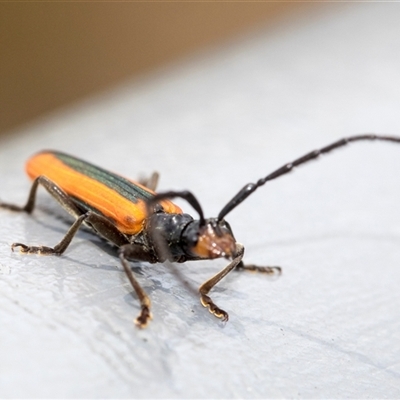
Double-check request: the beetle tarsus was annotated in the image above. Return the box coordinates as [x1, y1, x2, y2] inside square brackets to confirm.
[237, 263, 282, 275]
[135, 305, 153, 328]
[0, 202, 26, 212]
[200, 294, 229, 322]
[11, 243, 29, 253]
[11, 242, 63, 255]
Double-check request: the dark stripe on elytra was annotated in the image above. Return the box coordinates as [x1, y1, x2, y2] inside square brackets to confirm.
[70, 196, 106, 215]
[53, 151, 153, 203]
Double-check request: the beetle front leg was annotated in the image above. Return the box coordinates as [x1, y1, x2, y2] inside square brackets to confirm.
[199, 243, 245, 322]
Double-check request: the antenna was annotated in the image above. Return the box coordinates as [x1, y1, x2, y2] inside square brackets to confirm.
[218, 134, 400, 221]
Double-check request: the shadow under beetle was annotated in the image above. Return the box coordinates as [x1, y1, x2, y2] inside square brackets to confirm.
[1, 134, 399, 327]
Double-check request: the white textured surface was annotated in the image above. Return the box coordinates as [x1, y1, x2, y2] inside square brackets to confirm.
[1, 4, 400, 398]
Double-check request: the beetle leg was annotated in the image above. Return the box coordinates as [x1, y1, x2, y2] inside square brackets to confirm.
[236, 262, 282, 276]
[11, 211, 130, 255]
[3, 175, 88, 255]
[119, 244, 161, 328]
[0, 175, 82, 217]
[199, 243, 244, 322]
[11, 213, 89, 255]
[138, 172, 159, 191]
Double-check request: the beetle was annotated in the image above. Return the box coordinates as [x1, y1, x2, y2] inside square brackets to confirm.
[1, 134, 399, 328]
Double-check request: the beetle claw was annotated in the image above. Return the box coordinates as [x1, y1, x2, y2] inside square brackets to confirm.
[134, 306, 153, 329]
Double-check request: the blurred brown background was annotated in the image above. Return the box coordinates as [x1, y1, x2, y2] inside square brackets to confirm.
[0, 2, 321, 135]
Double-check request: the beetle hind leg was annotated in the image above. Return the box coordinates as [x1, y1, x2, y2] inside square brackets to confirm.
[0, 175, 83, 216]
[11, 213, 89, 256]
[10, 210, 130, 257]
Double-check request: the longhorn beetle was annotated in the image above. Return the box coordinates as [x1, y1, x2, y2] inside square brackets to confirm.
[1, 134, 399, 327]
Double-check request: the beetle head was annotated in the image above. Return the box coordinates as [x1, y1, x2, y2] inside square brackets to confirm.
[183, 218, 236, 259]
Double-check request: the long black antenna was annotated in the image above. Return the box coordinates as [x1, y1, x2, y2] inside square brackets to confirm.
[218, 134, 400, 221]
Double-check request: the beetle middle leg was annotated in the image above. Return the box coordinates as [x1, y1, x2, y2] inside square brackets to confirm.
[118, 244, 161, 328]
[138, 172, 159, 191]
